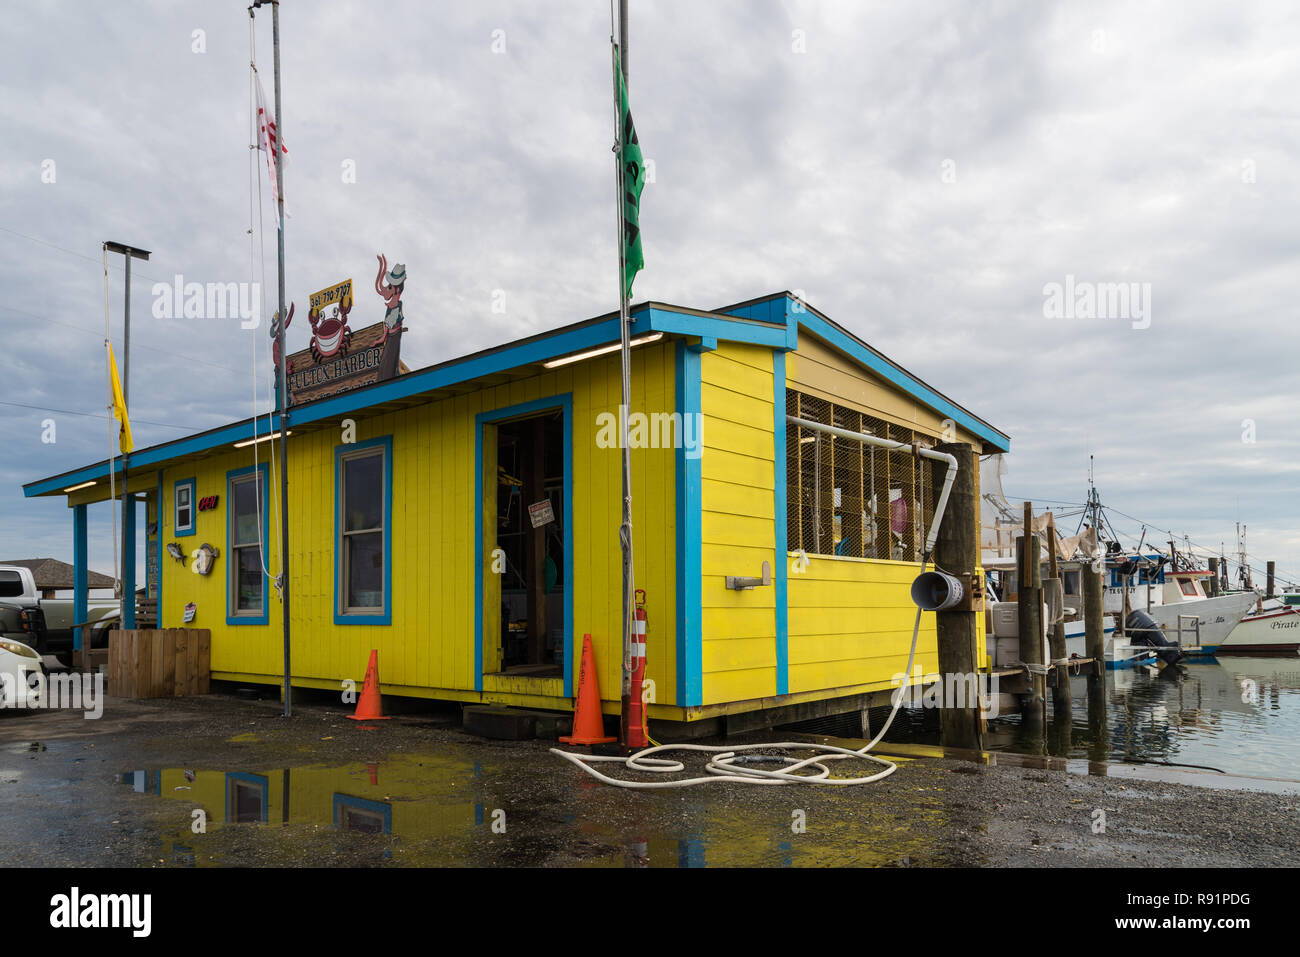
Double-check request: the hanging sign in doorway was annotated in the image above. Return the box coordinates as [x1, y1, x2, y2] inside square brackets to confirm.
[528, 498, 555, 529]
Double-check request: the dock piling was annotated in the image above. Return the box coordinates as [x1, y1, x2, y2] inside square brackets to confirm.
[1044, 512, 1071, 718]
[1016, 502, 1045, 730]
[932, 442, 982, 751]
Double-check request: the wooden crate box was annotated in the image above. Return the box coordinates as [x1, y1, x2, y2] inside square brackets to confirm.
[108, 629, 210, 699]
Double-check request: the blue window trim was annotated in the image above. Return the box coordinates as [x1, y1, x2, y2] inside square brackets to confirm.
[333, 793, 393, 833]
[674, 342, 704, 707]
[474, 393, 573, 698]
[334, 435, 394, 625]
[225, 771, 269, 824]
[173, 477, 196, 537]
[226, 463, 270, 626]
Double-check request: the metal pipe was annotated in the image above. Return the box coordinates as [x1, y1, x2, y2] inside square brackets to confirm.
[786, 415, 959, 555]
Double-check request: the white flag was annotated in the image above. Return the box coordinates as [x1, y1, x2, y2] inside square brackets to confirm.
[255, 72, 289, 220]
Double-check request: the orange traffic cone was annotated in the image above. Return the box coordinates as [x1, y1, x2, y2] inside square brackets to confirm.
[559, 634, 616, 745]
[347, 649, 391, 721]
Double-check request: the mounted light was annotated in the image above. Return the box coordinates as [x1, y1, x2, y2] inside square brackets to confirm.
[542, 332, 664, 369]
[233, 431, 291, 448]
[62, 481, 97, 492]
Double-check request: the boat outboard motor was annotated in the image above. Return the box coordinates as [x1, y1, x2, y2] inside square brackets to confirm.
[1125, 609, 1183, 666]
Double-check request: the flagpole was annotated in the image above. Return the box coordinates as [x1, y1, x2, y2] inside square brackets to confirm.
[613, 0, 635, 747]
[253, 0, 292, 718]
[103, 246, 118, 667]
[105, 241, 151, 634]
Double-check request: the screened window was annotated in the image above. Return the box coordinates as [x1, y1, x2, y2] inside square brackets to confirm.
[175, 480, 194, 534]
[340, 447, 386, 614]
[786, 390, 936, 562]
[229, 473, 264, 615]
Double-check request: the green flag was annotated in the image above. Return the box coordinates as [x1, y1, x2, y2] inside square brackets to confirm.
[614, 43, 645, 301]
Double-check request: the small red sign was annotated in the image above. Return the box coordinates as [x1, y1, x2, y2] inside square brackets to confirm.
[198, 495, 220, 512]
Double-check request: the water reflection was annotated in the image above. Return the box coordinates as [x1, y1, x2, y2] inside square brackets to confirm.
[975, 656, 1300, 779]
[113, 748, 960, 867]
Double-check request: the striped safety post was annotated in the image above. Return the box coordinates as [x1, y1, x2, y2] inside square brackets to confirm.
[627, 588, 650, 748]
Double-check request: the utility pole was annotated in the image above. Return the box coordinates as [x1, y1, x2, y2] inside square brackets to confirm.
[104, 241, 150, 632]
[253, 0, 292, 717]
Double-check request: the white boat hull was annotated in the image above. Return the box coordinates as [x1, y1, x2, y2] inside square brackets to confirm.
[1218, 606, 1300, 654]
[1145, 591, 1259, 655]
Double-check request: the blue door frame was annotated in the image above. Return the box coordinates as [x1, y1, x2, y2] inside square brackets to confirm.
[473, 393, 574, 698]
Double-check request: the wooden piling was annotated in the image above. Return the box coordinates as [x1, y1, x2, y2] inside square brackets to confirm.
[1017, 502, 1045, 728]
[1083, 562, 1105, 664]
[1083, 560, 1107, 753]
[1267, 561, 1275, 598]
[1207, 557, 1219, 597]
[1045, 513, 1071, 717]
[932, 442, 982, 751]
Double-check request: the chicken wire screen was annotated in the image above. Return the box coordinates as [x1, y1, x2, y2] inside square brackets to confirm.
[786, 390, 936, 562]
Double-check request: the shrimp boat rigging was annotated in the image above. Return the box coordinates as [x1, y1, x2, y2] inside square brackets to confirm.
[979, 458, 1256, 669]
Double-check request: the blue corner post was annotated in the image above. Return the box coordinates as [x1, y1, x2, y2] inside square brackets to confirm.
[122, 496, 136, 629]
[72, 504, 88, 651]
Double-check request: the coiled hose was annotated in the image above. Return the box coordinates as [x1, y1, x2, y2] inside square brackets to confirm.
[550, 562, 928, 788]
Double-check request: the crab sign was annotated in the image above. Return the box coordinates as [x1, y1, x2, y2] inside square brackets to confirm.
[375, 253, 406, 347]
[308, 293, 353, 363]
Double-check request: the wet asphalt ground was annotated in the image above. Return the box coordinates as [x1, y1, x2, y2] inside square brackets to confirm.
[1, 691, 1297, 868]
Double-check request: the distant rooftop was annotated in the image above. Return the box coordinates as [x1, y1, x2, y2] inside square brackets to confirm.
[0, 558, 114, 590]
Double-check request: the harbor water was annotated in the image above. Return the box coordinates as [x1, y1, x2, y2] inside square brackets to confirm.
[888, 656, 1300, 783]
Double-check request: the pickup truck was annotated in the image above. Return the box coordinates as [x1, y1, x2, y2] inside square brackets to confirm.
[0, 565, 121, 665]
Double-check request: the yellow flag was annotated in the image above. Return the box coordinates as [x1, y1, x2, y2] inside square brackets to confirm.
[108, 343, 133, 454]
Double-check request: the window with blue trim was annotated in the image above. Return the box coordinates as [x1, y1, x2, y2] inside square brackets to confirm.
[174, 478, 195, 536]
[229, 472, 265, 617]
[337, 438, 391, 619]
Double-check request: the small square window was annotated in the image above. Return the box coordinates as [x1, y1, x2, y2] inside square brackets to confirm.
[174, 480, 195, 535]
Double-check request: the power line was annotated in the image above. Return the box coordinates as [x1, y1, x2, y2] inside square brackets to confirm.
[0, 303, 254, 378]
[0, 399, 197, 432]
[0, 225, 166, 284]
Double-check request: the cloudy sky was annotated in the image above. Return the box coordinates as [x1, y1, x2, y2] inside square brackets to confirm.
[2, 0, 1297, 589]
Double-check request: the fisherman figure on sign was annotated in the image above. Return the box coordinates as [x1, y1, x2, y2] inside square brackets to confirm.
[375, 254, 406, 346]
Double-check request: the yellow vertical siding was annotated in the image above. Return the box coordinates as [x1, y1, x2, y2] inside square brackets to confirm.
[699, 341, 777, 705]
[785, 557, 939, 694]
[159, 341, 677, 709]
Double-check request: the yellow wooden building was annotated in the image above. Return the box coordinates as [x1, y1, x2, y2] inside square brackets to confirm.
[24, 291, 1008, 727]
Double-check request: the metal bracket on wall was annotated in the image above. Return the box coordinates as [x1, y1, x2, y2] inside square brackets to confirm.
[726, 561, 772, 591]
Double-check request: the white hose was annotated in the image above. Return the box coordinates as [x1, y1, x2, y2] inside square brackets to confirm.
[551, 564, 929, 788]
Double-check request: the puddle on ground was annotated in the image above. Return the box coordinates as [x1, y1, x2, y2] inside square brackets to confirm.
[113, 750, 961, 867]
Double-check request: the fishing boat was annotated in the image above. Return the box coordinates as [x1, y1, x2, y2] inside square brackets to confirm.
[978, 458, 1255, 668]
[1217, 593, 1300, 655]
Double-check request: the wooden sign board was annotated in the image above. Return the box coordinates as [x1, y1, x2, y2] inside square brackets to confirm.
[285, 321, 407, 406]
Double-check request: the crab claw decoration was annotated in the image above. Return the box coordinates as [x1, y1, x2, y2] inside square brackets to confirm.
[270, 302, 295, 376]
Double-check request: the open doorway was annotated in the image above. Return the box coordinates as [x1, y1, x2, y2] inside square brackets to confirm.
[491, 410, 566, 677]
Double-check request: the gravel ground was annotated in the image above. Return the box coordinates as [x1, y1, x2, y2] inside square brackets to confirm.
[1, 691, 1297, 867]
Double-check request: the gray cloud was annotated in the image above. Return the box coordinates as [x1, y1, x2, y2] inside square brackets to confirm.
[1, 0, 1297, 585]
